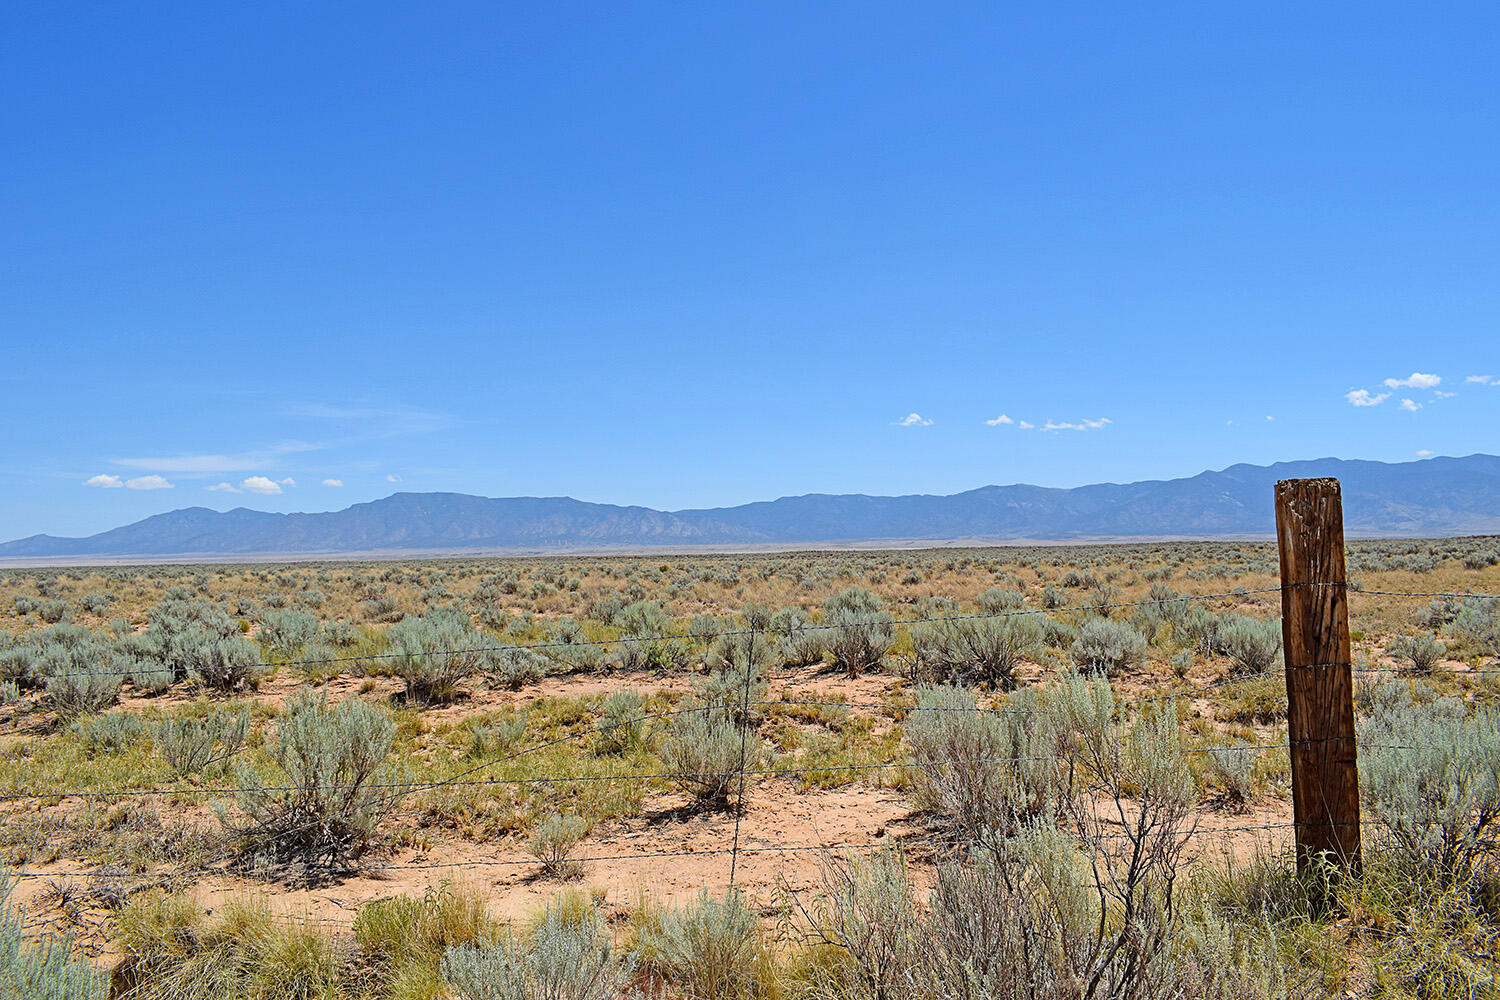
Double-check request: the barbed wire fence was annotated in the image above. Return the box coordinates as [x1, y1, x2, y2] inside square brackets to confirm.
[0, 532, 1497, 938]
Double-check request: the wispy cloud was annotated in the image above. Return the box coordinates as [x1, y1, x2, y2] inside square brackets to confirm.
[205, 482, 239, 493]
[110, 441, 319, 473]
[1399, 398, 1422, 412]
[385, 473, 403, 483]
[1036, 417, 1111, 432]
[240, 476, 284, 495]
[893, 413, 933, 427]
[1384, 372, 1442, 390]
[1466, 375, 1493, 384]
[80, 473, 173, 490]
[996, 415, 1111, 432]
[1417, 449, 1433, 456]
[1345, 389, 1390, 407]
[105, 402, 448, 478]
[321, 478, 344, 487]
[282, 402, 455, 437]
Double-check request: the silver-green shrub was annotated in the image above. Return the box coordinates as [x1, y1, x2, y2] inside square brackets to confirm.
[525, 812, 587, 879]
[0, 863, 105, 998]
[769, 606, 826, 666]
[1129, 582, 1193, 644]
[1359, 685, 1500, 877]
[975, 587, 1026, 613]
[387, 608, 490, 702]
[595, 691, 648, 755]
[1069, 617, 1146, 676]
[1445, 598, 1500, 658]
[810, 848, 921, 1000]
[810, 826, 1287, 999]
[905, 677, 1111, 842]
[45, 654, 122, 719]
[823, 588, 895, 677]
[1384, 633, 1446, 673]
[184, 635, 266, 692]
[256, 610, 318, 660]
[321, 618, 358, 648]
[687, 614, 723, 645]
[219, 690, 397, 872]
[132, 598, 265, 691]
[634, 889, 762, 1000]
[697, 643, 770, 726]
[544, 617, 605, 673]
[659, 704, 764, 805]
[614, 600, 687, 672]
[442, 902, 634, 1000]
[156, 706, 250, 777]
[1214, 615, 1282, 676]
[1204, 743, 1257, 804]
[910, 613, 1043, 690]
[490, 645, 546, 690]
[75, 710, 150, 755]
[125, 655, 175, 695]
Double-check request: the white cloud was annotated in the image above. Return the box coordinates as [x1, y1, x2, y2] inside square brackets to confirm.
[1032, 419, 1116, 434]
[125, 475, 173, 491]
[1265, 415, 1274, 421]
[985, 414, 1015, 426]
[278, 477, 296, 487]
[1417, 450, 1433, 456]
[205, 482, 240, 493]
[84, 474, 123, 489]
[1399, 398, 1422, 412]
[1345, 389, 1390, 407]
[240, 476, 283, 495]
[1466, 375, 1493, 384]
[1018, 421, 1034, 430]
[1384, 372, 1442, 390]
[385, 473, 403, 483]
[1435, 390, 1457, 399]
[321, 478, 344, 487]
[894, 413, 933, 427]
[1035, 417, 1112, 433]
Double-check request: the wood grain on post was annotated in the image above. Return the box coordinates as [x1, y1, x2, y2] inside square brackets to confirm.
[1275, 478, 1361, 885]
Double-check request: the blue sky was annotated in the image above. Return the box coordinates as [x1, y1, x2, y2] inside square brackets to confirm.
[2, 2, 1496, 540]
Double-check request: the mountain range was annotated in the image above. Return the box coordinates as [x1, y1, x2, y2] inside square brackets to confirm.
[4, 454, 1498, 561]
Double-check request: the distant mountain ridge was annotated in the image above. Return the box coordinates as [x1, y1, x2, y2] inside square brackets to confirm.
[4, 454, 1499, 559]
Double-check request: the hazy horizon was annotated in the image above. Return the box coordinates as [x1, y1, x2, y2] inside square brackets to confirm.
[7, 450, 1491, 543]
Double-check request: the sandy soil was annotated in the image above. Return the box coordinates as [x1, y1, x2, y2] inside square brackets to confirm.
[6, 654, 1301, 965]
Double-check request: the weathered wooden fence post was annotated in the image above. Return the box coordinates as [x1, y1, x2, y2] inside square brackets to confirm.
[1275, 477, 1361, 896]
